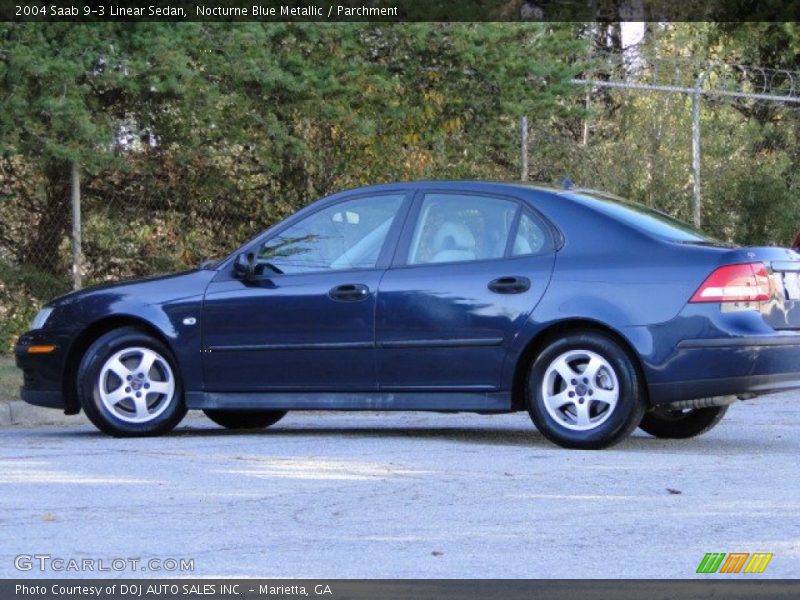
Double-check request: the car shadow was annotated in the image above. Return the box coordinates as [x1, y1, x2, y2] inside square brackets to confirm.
[36, 421, 555, 449]
[178, 424, 792, 454]
[166, 425, 792, 454]
[177, 424, 551, 447]
[31, 419, 796, 455]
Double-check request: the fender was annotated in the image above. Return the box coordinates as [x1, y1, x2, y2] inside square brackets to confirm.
[500, 310, 647, 396]
[48, 269, 216, 395]
[73, 302, 205, 393]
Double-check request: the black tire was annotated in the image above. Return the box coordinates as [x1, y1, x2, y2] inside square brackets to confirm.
[77, 327, 186, 437]
[203, 409, 287, 430]
[639, 405, 728, 439]
[526, 331, 646, 449]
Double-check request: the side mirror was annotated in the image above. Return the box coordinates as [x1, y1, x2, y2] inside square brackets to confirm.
[233, 252, 255, 280]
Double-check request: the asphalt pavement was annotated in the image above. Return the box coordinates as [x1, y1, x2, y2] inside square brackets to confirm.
[0, 394, 798, 578]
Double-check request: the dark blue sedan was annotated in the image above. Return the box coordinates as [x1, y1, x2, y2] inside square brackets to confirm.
[15, 181, 800, 448]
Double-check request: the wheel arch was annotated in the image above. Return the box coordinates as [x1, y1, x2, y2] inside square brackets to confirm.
[61, 315, 175, 414]
[510, 318, 650, 411]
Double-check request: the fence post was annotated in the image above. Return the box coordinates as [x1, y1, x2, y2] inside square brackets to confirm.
[691, 73, 706, 229]
[520, 115, 529, 181]
[70, 161, 82, 290]
[582, 88, 590, 146]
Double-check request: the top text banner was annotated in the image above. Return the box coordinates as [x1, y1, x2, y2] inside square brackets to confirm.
[4, 0, 800, 22]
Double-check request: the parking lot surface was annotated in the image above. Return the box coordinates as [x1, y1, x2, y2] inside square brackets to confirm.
[0, 394, 798, 578]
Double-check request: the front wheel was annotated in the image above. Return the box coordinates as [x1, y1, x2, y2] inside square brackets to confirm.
[77, 327, 186, 437]
[526, 331, 646, 449]
[203, 409, 287, 430]
[638, 405, 728, 439]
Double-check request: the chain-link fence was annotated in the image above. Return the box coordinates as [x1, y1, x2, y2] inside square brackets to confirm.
[525, 57, 800, 247]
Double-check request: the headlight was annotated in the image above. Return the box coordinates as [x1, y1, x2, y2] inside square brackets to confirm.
[30, 307, 54, 330]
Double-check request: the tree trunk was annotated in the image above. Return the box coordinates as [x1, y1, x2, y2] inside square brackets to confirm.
[23, 160, 72, 276]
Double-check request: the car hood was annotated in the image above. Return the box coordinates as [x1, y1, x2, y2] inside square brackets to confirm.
[47, 268, 215, 309]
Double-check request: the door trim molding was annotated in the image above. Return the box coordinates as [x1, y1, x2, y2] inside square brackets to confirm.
[207, 337, 504, 352]
[206, 341, 374, 352]
[377, 337, 504, 349]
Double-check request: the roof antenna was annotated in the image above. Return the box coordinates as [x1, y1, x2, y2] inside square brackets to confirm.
[562, 176, 574, 190]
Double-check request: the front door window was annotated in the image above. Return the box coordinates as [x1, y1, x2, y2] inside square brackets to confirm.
[259, 194, 405, 274]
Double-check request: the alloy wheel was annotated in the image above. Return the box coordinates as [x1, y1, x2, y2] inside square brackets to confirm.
[96, 346, 176, 423]
[541, 349, 619, 431]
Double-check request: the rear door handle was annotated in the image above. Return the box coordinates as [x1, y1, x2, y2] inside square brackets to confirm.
[488, 276, 531, 294]
[329, 283, 370, 302]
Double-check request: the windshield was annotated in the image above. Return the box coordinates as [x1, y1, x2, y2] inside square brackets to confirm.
[566, 189, 725, 244]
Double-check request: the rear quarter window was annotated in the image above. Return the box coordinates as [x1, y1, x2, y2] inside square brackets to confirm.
[566, 191, 719, 244]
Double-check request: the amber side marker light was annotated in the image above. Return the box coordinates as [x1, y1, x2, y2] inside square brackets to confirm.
[27, 345, 56, 354]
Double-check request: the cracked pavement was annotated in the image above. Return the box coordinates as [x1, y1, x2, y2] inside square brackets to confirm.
[0, 394, 798, 578]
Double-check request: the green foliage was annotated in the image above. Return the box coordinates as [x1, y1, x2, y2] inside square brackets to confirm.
[3, 21, 800, 353]
[0, 260, 70, 351]
[0, 355, 19, 401]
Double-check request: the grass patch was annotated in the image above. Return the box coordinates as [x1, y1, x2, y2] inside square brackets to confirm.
[0, 355, 20, 401]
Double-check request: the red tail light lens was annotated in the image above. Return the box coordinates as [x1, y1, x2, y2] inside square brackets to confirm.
[690, 262, 771, 303]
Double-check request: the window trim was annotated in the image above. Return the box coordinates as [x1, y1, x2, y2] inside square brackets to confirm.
[390, 190, 554, 270]
[503, 206, 525, 257]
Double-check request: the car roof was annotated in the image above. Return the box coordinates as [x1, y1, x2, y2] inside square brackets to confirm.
[329, 180, 567, 196]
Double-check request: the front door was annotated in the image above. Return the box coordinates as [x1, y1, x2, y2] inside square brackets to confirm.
[376, 191, 556, 392]
[202, 192, 409, 392]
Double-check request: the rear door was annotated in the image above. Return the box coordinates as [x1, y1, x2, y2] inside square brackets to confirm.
[375, 190, 556, 392]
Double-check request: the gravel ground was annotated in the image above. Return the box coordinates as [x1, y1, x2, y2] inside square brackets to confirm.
[0, 394, 798, 579]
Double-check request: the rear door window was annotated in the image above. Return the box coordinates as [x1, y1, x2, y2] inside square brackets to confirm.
[407, 194, 518, 265]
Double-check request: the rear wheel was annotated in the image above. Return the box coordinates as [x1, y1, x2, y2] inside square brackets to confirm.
[526, 331, 646, 449]
[77, 327, 186, 437]
[639, 405, 728, 439]
[204, 409, 286, 430]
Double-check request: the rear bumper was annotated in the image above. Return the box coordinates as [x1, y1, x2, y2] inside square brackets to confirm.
[648, 335, 800, 404]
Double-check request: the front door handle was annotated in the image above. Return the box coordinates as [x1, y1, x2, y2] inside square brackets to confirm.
[329, 283, 370, 302]
[488, 276, 531, 294]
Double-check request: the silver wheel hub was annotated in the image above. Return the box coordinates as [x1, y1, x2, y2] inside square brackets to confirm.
[541, 349, 619, 432]
[96, 347, 175, 424]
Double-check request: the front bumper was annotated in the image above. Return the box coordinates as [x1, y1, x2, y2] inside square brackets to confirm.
[15, 330, 68, 411]
[20, 389, 65, 408]
[648, 334, 800, 404]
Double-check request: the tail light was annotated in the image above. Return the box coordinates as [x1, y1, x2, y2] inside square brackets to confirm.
[690, 262, 771, 303]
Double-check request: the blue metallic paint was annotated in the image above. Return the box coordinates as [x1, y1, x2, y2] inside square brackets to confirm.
[201, 269, 383, 391]
[15, 181, 800, 414]
[376, 254, 554, 392]
[17, 270, 215, 402]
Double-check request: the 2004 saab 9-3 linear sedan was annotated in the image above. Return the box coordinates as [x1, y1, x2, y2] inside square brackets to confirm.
[15, 181, 800, 448]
